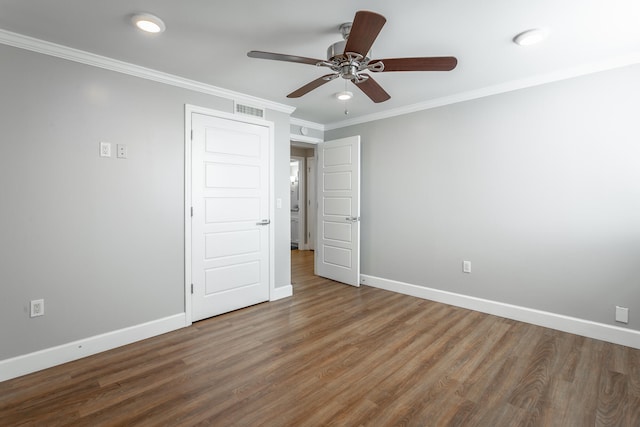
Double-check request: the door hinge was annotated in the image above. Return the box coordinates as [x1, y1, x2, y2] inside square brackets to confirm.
[191, 283, 194, 294]
[190, 129, 193, 140]
[190, 206, 193, 217]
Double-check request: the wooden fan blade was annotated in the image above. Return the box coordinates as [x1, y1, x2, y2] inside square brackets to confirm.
[343, 11, 386, 56]
[287, 74, 337, 98]
[352, 75, 390, 103]
[373, 57, 458, 72]
[247, 51, 322, 66]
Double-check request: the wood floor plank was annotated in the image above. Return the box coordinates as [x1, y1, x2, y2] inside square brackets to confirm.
[629, 347, 640, 398]
[596, 369, 629, 426]
[1, 249, 639, 426]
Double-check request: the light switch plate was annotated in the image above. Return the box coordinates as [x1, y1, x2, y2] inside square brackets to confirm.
[100, 142, 111, 157]
[463, 260, 471, 273]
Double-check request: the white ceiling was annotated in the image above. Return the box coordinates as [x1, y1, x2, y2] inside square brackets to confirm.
[1, 1, 639, 127]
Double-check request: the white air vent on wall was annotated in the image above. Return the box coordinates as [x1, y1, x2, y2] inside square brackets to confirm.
[235, 102, 265, 118]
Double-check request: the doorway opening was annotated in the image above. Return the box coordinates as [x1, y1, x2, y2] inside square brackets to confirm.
[290, 142, 316, 253]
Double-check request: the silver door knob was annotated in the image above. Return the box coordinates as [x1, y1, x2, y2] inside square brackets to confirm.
[256, 219, 271, 225]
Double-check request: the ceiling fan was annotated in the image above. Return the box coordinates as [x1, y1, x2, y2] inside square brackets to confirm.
[247, 10, 457, 103]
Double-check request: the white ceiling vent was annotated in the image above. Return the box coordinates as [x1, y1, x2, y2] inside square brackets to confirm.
[235, 102, 265, 119]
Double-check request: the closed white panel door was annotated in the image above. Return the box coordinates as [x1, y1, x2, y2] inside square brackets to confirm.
[315, 136, 360, 286]
[192, 113, 270, 321]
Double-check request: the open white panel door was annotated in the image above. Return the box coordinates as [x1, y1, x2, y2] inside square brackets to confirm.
[315, 136, 360, 286]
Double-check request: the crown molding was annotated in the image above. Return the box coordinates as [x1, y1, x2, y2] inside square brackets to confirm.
[325, 52, 640, 130]
[4, 28, 638, 130]
[0, 29, 296, 115]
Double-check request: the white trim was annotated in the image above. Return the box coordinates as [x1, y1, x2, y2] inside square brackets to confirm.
[271, 285, 293, 301]
[0, 29, 295, 115]
[184, 106, 194, 327]
[290, 134, 323, 144]
[325, 52, 640, 130]
[269, 120, 276, 305]
[0, 314, 186, 382]
[306, 156, 316, 251]
[291, 156, 306, 251]
[184, 105, 276, 322]
[290, 117, 325, 131]
[361, 274, 640, 350]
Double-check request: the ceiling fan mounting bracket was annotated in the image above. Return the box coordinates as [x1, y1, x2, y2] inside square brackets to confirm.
[339, 22, 352, 40]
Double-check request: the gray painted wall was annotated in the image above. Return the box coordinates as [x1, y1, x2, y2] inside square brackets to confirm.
[326, 64, 640, 332]
[268, 109, 292, 291]
[0, 44, 291, 360]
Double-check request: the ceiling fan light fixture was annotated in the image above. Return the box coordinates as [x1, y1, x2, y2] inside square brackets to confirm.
[132, 13, 166, 34]
[336, 91, 353, 101]
[513, 28, 548, 46]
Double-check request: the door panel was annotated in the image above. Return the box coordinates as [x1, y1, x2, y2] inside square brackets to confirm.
[324, 171, 352, 190]
[315, 136, 361, 286]
[323, 222, 352, 242]
[205, 197, 260, 222]
[205, 262, 260, 293]
[323, 246, 352, 268]
[205, 230, 260, 258]
[205, 163, 260, 188]
[323, 197, 352, 216]
[192, 113, 270, 321]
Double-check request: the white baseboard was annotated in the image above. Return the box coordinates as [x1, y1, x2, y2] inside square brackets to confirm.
[0, 313, 187, 382]
[361, 274, 640, 350]
[271, 284, 293, 301]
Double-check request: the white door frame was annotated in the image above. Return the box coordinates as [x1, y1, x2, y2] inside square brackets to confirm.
[184, 104, 275, 326]
[290, 156, 306, 250]
[306, 156, 316, 251]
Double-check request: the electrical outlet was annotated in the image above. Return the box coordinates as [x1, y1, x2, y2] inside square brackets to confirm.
[30, 299, 44, 318]
[463, 260, 471, 273]
[117, 144, 127, 159]
[100, 142, 111, 157]
[615, 306, 629, 324]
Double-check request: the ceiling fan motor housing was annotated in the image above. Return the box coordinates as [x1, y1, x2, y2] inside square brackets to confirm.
[327, 41, 346, 61]
[326, 41, 371, 80]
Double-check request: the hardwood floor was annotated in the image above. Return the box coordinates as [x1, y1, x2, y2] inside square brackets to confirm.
[2, 249, 639, 426]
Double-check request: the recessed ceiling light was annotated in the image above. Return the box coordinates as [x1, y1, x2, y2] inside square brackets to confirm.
[513, 28, 548, 46]
[132, 13, 166, 34]
[336, 91, 353, 101]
